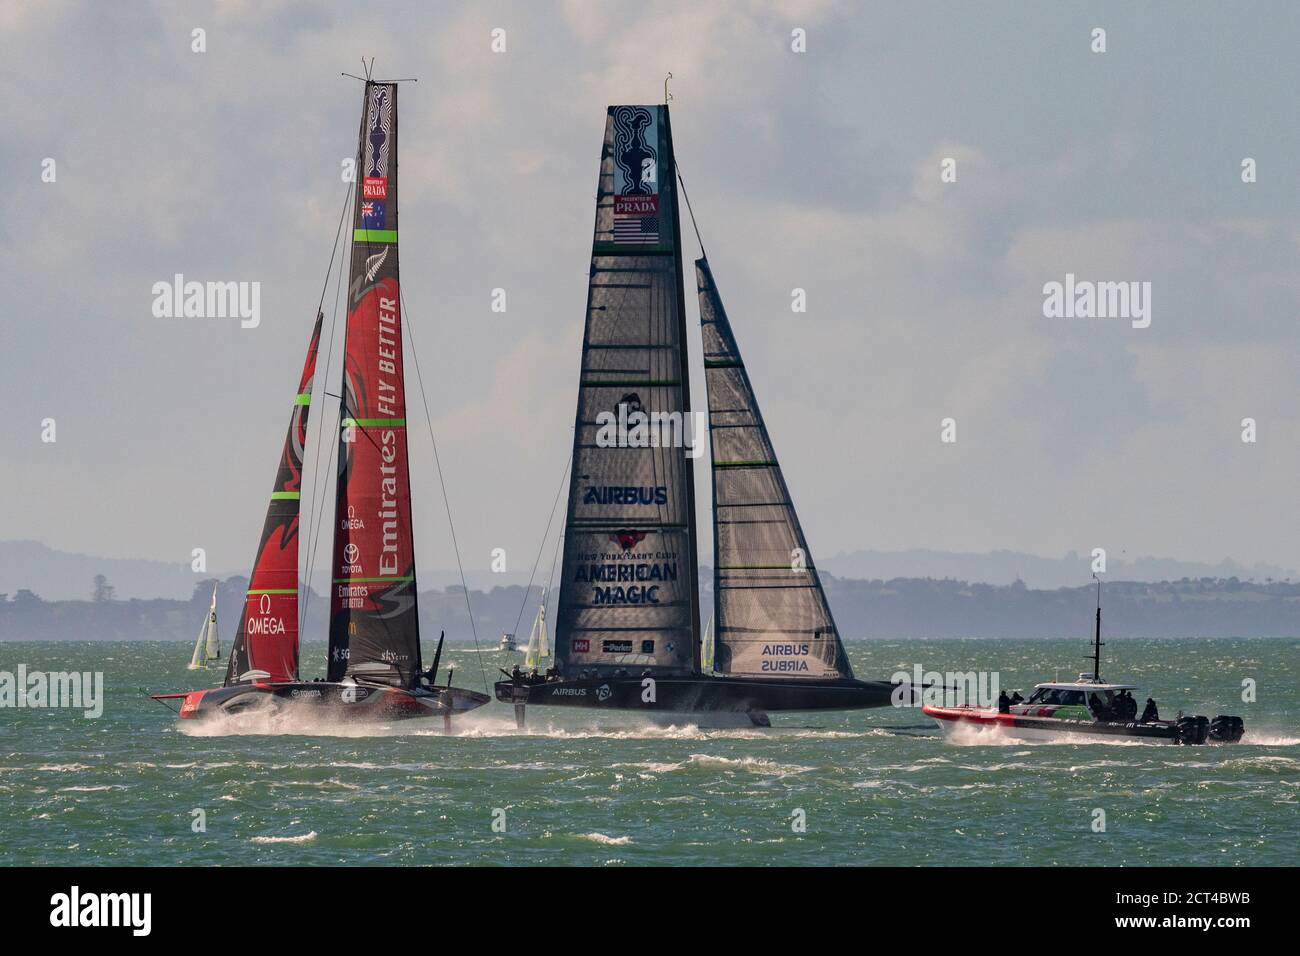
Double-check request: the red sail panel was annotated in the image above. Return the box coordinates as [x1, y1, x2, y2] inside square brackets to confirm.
[223, 312, 324, 686]
[327, 82, 422, 688]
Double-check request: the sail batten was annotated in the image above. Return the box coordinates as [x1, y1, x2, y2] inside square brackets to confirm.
[553, 105, 700, 677]
[698, 257, 852, 680]
[222, 314, 324, 686]
[327, 81, 423, 689]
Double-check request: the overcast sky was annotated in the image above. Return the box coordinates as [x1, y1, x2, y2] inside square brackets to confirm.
[2, 0, 1297, 585]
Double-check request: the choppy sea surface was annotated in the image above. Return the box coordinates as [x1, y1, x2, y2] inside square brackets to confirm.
[0, 639, 1296, 866]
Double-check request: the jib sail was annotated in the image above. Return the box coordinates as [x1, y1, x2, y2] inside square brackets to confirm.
[327, 82, 423, 688]
[223, 312, 324, 685]
[697, 257, 852, 680]
[554, 105, 701, 677]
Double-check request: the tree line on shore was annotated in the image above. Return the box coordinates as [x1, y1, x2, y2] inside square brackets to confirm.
[2, 572, 1297, 641]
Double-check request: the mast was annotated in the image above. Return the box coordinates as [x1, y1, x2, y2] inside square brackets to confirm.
[552, 104, 699, 679]
[660, 104, 702, 673]
[327, 80, 423, 689]
[697, 257, 852, 680]
[1091, 575, 1103, 681]
[223, 312, 324, 686]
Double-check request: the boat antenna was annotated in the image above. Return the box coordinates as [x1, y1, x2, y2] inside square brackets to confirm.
[1090, 574, 1104, 682]
[664, 71, 673, 103]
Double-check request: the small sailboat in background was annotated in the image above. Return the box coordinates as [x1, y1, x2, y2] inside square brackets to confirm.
[700, 612, 713, 673]
[523, 589, 551, 670]
[186, 584, 221, 670]
[153, 69, 489, 726]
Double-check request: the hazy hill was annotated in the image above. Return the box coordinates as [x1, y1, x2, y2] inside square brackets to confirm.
[2, 572, 1297, 642]
[823, 548, 1296, 590]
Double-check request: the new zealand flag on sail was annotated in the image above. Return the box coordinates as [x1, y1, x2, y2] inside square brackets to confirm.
[612, 106, 660, 244]
[361, 201, 386, 229]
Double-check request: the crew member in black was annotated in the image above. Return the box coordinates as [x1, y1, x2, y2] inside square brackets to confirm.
[998, 690, 1011, 713]
[1141, 697, 1159, 722]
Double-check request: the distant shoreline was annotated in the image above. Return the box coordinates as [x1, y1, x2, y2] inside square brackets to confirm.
[4, 575, 1298, 641]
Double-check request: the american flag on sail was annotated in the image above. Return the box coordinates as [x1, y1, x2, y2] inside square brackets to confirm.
[613, 194, 659, 244]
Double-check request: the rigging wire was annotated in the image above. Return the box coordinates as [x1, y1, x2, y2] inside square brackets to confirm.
[299, 181, 353, 638]
[507, 450, 572, 648]
[314, 180, 353, 317]
[398, 286, 490, 693]
[543, 484, 566, 629]
[675, 162, 707, 261]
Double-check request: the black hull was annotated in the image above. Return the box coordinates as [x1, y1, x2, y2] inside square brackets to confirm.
[161, 681, 490, 723]
[495, 673, 898, 717]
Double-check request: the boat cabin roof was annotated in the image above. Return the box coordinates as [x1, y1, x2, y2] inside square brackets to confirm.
[1033, 679, 1138, 693]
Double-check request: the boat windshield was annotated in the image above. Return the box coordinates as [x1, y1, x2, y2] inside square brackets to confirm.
[1026, 687, 1086, 706]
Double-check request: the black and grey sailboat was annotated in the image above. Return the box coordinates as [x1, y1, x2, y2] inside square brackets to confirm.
[495, 103, 899, 726]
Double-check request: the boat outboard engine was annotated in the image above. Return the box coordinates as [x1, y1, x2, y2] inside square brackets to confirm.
[1173, 714, 1209, 745]
[1208, 715, 1245, 743]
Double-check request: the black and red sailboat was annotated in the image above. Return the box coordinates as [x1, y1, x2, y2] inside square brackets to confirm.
[495, 103, 900, 726]
[154, 77, 488, 726]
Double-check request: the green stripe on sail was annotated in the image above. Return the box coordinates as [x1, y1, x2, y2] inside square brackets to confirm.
[269, 491, 300, 500]
[294, 393, 311, 405]
[704, 360, 744, 368]
[332, 576, 416, 583]
[715, 460, 779, 467]
[247, 588, 298, 595]
[341, 418, 406, 428]
[354, 229, 397, 243]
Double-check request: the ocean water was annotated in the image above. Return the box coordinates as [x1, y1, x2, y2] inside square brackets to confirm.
[0, 639, 1296, 866]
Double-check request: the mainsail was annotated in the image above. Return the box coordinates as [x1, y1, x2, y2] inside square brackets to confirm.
[554, 104, 701, 677]
[697, 258, 852, 679]
[203, 583, 221, 661]
[223, 313, 324, 686]
[327, 82, 423, 688]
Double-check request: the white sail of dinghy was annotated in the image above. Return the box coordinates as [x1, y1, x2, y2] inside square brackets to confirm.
[187, 584, 219, 669]
[187, 619, 206, 669]
[524, 590, 551, 670]
[202, 584, 220, 663]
